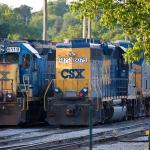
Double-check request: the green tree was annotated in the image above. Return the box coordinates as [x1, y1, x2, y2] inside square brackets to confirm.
[71, 0, 150, 63]
[0, 0, 127, 43]
[62, 13, 80, 30]
[47, 12, 82, 41]
[48, 0, 69, 16]
[0, 4, 16, 38]
[14, 5, 32, 25]
[0, 4, 34, 39]
[8, 33, 21, 40]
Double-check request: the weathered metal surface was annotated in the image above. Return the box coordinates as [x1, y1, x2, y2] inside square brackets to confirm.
[0, 64, 18, 94]
[110, 106, 127, 121]
[0, 99, 24, 125]
[56, 47, 91, 96]
[46, 97, 98, 126]
[142, 62, 150, 97]
[131, 64, 142, 93]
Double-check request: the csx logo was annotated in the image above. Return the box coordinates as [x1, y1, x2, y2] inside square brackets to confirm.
[0, 71, 9, 80]
[61, 69, 85, 79]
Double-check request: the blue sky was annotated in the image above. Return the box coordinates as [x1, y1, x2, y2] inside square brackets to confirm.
[0, 0, 45, 12]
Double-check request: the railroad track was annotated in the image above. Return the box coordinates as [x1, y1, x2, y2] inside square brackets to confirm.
[0, 127, 79, 147]
[0, 118, 149, 150]
[2, 125, 147, 150]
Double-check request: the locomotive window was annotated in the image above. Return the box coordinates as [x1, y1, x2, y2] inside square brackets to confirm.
[48, 50, 56, 61]
[6, 54, 19, 63]
[0, 53, 18, 63]
[22, 54, 30, 69]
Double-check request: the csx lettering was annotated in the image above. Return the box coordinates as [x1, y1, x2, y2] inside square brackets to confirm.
[0, 71, 9, 80]
[61, 69, 85, 79]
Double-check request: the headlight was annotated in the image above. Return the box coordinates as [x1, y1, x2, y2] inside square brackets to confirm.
[83, 88, 88, 92]
[54, 88, 63, 97]
[7, 93, 13, 99]
[79, 87, 88, 97]
[54, 88, 59, 92]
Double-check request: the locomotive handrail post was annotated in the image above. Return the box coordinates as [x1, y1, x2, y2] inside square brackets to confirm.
[17, 84, 25, 111]
[21, 98, 25, 111]
[23, 75, 30, 110]
[97, 79, 103, 111]
[93, 79, 99, 111]
[44, 79, 54, 111]
[26, 79, 30, 110]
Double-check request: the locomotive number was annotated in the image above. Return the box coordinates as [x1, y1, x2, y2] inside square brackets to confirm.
[61, 69, 85, 79]
[58, 57, 72, 63]
[73, 58, 88, 63]
[58, 57, 88, 63]
[7, 47, 20, 53]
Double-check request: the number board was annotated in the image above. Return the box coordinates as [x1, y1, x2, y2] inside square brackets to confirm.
[58, 57, 88, 63]
[6, 47, 21, 53]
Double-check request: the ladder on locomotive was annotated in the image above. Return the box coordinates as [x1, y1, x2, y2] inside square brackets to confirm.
[17, 75, 30, 111]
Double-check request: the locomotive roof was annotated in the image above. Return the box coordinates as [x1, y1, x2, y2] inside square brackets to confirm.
[114, 40, 133, 49]
[23, 43, 41, 58]
[56, 39, 90, 48]
[0, 41, 41, 58]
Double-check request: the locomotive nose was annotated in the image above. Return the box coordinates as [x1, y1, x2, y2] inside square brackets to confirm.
[66, 105, 76, 116]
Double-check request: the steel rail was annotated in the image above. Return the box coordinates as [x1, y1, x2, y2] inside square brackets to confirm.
[0, 121, 149, 150]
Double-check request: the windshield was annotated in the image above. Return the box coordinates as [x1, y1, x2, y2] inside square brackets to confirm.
[0, 53, 19, 63]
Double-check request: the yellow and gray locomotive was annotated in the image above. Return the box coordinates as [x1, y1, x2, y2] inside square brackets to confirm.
[46, 39, 131, 125]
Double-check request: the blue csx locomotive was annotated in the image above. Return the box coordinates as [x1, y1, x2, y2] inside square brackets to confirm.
[0, 39, 150, 126]
[45, 39, 150, 126]
[0, 40, 55, 125]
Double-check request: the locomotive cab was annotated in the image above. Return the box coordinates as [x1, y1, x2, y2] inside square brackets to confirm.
[0, 40, 47, 125]
[46, 39, 93, 125]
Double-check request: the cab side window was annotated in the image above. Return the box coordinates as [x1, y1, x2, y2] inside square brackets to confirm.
[22, 54, 30, 69]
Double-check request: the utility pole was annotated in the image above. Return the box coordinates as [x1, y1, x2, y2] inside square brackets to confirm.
[43, 0, 48, 40]
[66, 0, 88, 39]
[83, 16, 87, 39]
[87, 18, 91, 39]
[124, 0, 127, 41]
[83, 17, 91, 39]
